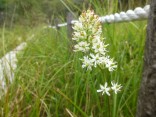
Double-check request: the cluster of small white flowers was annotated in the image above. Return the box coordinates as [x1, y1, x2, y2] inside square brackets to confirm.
[72, 9, 117, 72]
[97, 81, 122, 96]
[72, 9, 122, 96]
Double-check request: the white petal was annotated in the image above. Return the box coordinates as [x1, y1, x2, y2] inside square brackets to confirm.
[97, 89, 103, 92]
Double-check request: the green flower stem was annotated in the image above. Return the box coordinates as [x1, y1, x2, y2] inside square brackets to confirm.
[113, 93, 117, 117]
[85, 71, 91, 114]
[108, 96, 111, 117]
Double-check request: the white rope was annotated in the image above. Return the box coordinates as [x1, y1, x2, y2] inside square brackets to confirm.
[0, 42, 27, 97]
[99, 5, 150, 23]
[50, 4, 150, 29]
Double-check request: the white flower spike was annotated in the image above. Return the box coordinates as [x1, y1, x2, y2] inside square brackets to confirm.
[72, 9, 117, 71]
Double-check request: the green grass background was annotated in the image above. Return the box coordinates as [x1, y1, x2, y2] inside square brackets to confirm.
[0, 0, 147, 116]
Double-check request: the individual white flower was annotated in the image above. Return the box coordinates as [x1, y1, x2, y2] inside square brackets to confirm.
[81, 56, 93, 70]
[97, 56, 106, 64]
[104, 56, 117, 72]
[79, 9, 95, 23]
[91, 36, 101, 43]
[73, 22, 83, 31]
[92, 41, 107, 54]
[72, 31, 87, 41]
[90, 53, 101, 67]
[97, 82, 111, 96]
[111, 81, 122, 94]
[91, 25, 102, 35]
[74, 41, 90, 52]
[79, 15, 86, 23]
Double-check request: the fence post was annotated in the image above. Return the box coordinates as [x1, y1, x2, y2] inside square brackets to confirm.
[66, 12, 74, 50]
[136, 0, 156, 117]
[54, 18, 60, 30]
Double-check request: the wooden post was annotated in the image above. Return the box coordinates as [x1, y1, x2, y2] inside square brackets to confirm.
[66, 12, 74, 51]
[54, 18, 60, 30]
[0, 12, 4, 26]
[136, 1, 156, 117]
[66, 12, 74, 39]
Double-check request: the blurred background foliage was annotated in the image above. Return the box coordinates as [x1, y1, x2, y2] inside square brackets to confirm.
[0, 0, 149, 26]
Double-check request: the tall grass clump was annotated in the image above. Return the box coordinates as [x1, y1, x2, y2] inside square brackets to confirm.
[0, 24, 44, 58]
[0, 21, 146, 117]
[0, 0, 147, 116]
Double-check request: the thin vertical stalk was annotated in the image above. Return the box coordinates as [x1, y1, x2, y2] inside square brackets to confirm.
[2, 23, 5, 55]
[112, 93, 117, 117]
[85, 71, 91, 114]
[107, 93, 111, 117]
[98, 66, 111, 117]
